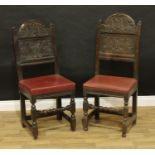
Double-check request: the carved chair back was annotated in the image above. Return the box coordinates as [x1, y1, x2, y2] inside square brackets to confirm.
[13, 20, 58, 80]
[95, 13, 141, 79]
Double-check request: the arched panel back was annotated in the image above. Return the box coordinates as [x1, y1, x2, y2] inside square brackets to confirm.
[13, 20, 56, 66]
[97, 13, 140, 62]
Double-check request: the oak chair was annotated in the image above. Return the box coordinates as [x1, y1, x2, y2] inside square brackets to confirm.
[12, 20, 76, 139]
[82, 13, 141, 137]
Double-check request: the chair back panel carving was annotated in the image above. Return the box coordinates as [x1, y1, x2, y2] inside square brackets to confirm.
[97, 13, 140, 62]
[103, 13, 136, 34]
[13, 20, 58, 80]
[18, 38, 53, 64]
[18, 21, 49, 38]
[14, 20, 55, 66]
[99, 34, 137, 61]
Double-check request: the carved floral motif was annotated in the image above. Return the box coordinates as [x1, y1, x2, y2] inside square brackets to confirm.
[17, 20, 53, 63]
[98, 13, 137, 57]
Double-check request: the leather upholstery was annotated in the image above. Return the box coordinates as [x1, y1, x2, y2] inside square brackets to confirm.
[84, 75, 137, 94]
[19, 74, 75, 95]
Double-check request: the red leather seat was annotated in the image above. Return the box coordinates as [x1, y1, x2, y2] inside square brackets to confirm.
[19, 74, 75, 95]
[84, 75, 137, 94]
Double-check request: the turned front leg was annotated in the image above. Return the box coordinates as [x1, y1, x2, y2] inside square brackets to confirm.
[132, 91, 138, 125]
[70, 97, 76, 131]
[56, 97, 62, 120]
[82, 96, 89, 131]
[122, 97, 129, 137]
[94, 96, 100, 120]
[20, 93, 26, 128]
[31, 98, 38, 139]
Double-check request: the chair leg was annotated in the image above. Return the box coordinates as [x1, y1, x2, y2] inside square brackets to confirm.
[82, 96, 89, 131]
[94, 96, 100, 120]
[56, 97, 62, 120]
[70, 97, 76, 131]
[30, 98, 38, 139]
[132, 91, 138, 125]
[20, 94, 26, 128]
[122, 97, 129, 137]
